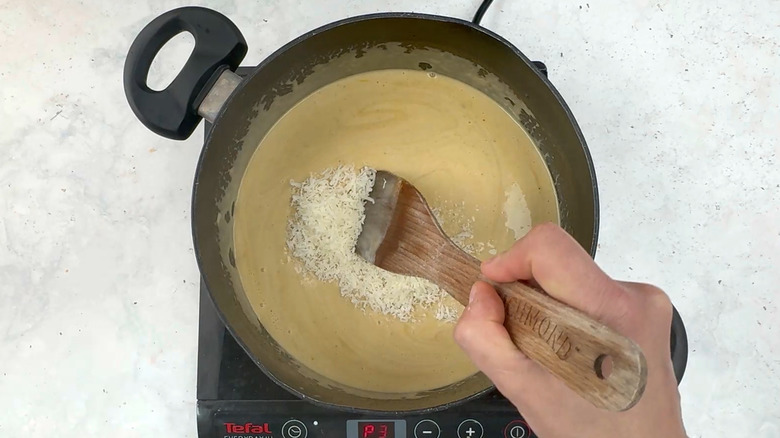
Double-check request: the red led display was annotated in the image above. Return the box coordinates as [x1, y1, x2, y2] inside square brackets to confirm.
[359, 421, 394, 438]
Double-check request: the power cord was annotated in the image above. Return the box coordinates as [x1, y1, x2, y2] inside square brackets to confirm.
[472, 0, 495, 25]
[471, 0, 548, 76]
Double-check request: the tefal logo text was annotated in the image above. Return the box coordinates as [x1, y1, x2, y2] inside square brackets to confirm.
[225, 423, 272, 434]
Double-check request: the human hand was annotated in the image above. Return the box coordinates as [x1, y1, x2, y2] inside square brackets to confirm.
[454, 223, 686, 438]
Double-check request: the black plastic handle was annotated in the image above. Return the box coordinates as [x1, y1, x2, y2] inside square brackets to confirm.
[123, 7, 247, 140]
[670, 306, 688, 384]
[532, 61, 548, 77]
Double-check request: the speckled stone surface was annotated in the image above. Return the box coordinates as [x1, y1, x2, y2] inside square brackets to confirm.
[0, 0, 777, 436]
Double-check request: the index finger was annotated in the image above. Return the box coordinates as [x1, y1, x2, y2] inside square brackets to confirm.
[482, 223, 629, 325]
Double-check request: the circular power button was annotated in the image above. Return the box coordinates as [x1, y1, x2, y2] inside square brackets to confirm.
[504, 420, 529, 438]
[282, 419, 308, 438]
[414, 419, 441, 438]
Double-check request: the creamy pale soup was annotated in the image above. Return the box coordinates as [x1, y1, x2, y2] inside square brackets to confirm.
[233, 69, 558, 393]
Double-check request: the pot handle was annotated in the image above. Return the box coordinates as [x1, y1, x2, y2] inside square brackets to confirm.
[123, 7, 247, 140]
[670, 306, 688, 384]
[532, 61, 548, 77]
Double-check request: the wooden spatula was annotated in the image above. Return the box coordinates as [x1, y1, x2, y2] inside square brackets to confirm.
[355, 171, 647, 412]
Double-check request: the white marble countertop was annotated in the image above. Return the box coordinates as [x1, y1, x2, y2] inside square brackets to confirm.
[1, 0, 778, 436]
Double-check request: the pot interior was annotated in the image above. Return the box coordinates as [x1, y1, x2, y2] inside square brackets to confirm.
[193, 13, 597, 412]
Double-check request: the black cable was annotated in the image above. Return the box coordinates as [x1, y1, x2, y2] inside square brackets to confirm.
[472, 0, 495, 25]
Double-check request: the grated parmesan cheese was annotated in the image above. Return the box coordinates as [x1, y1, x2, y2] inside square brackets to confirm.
[286, 165, 459, 322]
[431, 203, 491, 255]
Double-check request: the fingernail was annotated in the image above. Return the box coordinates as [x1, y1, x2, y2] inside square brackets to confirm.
[484, 255, 498, 265]
[468, 283, 479, 304]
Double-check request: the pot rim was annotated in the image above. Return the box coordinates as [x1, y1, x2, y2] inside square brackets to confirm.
[192, 11, 600, 414]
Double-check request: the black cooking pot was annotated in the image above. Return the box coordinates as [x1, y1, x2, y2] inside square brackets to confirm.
[124, 7, 686, 413]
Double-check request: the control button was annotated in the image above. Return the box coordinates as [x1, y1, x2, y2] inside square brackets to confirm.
[457, 419, 484, 438]
[504, 420, 530, 438]
[282, 419, 308, 438]
[414, 419, 441, 438]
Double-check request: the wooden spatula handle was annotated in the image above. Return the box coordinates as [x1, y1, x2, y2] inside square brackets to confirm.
[370, 180, 647, 411]
[425, 243, 647, 412]
[491, 280, 647, 411]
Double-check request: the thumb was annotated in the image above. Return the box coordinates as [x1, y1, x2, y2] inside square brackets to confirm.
[481, 223, 631, 331]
